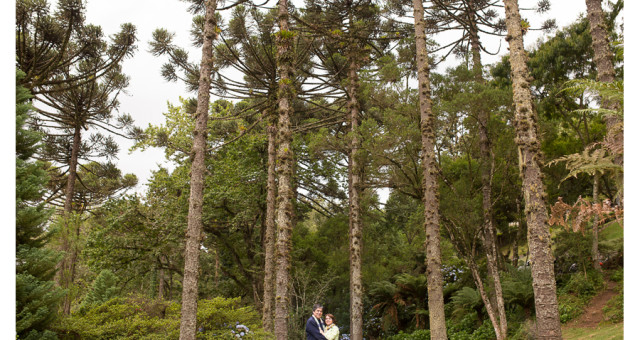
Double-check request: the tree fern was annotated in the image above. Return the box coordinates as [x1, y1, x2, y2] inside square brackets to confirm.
[550, 78, 623, 183]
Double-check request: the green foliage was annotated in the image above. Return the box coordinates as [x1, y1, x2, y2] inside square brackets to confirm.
[450, 287, 482, 319]
[600, 222, 623, 241]
[557, 294, 584, 323]
[85, 194, 186, 298]
[79, 270, 120, 312]
[195, 297, 271, 339]
[548, 147, 621, 183]
[16, 69, 52, 248]
[561, 270, 604, 298]
[445, 314, 496, 340]
[16, 246, 66, 339]
[554, 269, 607, 323]
[553, 230, 592, 283]
[56, 296, 180, 339]
[500, 265, 534, 311]
[562, 323, 623, 340]
[386, 329, 431, 340]
[55, 296, 271, 339]
[16, 69, 64, 339]
[610, 268, 623, 282]
[602, 282, 623, 323]
[276, 29, 297, 39]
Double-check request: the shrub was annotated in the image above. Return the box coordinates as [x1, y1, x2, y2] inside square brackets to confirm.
[508, 319, 536, 340]
[78, 269, 119, 313]
[500, 265, 534, 311]
[446, 313, 479, 339]
[558, 295, 584, 323]
[54, 295, 272, 339]
[470, 319, 496, 340]
[386, 329, 431, 340]
[610, 268, 623, 282]
[602, 279, 623, 323]
[560, 270, 604, 298]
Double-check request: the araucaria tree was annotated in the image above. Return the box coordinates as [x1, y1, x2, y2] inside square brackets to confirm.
[178, 0, 218, 339]
[412, 0, 447, 338]
[30, 35, 137, 317]
[502, 0, 562, 338]
[273, 0, 297, 339]
[585, 0, 623, 207]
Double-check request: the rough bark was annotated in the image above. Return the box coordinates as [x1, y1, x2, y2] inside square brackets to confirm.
[273, 0, 296, 338]
[592, 173, 602, 272]
[262, 113, 278, 332]
[178, 1, 217, 339]
[502, 0, 562, 338]
[467, 252, 502, 340]
[57, 124, 81, 315]
[511, 197, 524, 267]
[469, 12, 508, 339]
[347, 56, 364, 340]
[585, 0, 623, 208]
[412, 1, 447, 338]
[585, 0, 616, 84]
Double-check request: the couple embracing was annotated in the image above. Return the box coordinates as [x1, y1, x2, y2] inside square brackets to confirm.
[305, 304, 339, 340]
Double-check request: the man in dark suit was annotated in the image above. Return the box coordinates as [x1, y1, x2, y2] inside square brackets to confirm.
[305, 304, 327, 340]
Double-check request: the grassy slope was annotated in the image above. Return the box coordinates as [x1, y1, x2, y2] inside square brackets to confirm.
[562, 323, 623, 340]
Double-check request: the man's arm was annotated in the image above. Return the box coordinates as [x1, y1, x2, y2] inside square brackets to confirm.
[305, 318, 328, 340]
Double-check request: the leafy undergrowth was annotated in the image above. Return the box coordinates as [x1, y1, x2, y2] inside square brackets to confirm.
[562, 322, 623, 340]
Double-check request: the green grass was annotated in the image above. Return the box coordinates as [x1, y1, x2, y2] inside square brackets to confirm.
[562, 323, 623, 339]
[600, 222, 623, 242]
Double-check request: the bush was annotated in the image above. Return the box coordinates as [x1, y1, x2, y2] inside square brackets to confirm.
[508, 320, 536, 340]
[78, 269, 119, 313]
[602, 279, 623, 323]
[470, 319, 496, 340]
[500, 265, 534, 311]
[560, 270, 604, 298]
[558, 295, 584, 323]
[610, 268, 623, 282]
[446, 313, 479, 336]
[386, 329, 430, 340]
[54, 295, 272, 339]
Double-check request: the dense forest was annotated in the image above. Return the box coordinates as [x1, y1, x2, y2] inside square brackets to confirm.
[15, 0, 624, 339]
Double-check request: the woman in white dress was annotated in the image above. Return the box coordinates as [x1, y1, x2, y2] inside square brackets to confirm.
[323, 314, 339, 340]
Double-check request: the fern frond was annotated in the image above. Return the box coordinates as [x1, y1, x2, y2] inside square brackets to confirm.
[548, 147, 622, 185]
[561, 79, 624, 109]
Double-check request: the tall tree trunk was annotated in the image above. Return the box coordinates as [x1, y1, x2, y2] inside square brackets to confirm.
[57, 124, 81, 315]
[467, 252, 502, 340]
[511, 197, 524, 267]
[347, 55, 364, 340]
[178, 1, 217, 338]
[585, 0, 623, 208]
[274, 0, 296, 338]
[63, 125, 81, 215]
[592, 173, 602, 272]
[502, 0, 562, 338]
[412, 1, 447, 338]
[469, 11, 508, 339]
[262, 111, 278, 332]
[158, 257, 165, 300]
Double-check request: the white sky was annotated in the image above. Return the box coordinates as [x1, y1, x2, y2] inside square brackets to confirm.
[2, 0, 639, 337]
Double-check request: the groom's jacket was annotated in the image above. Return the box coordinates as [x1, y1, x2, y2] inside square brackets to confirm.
[305, 316, 327, 340]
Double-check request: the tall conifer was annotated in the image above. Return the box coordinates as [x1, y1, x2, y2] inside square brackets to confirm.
[502, 0, 562, 338]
